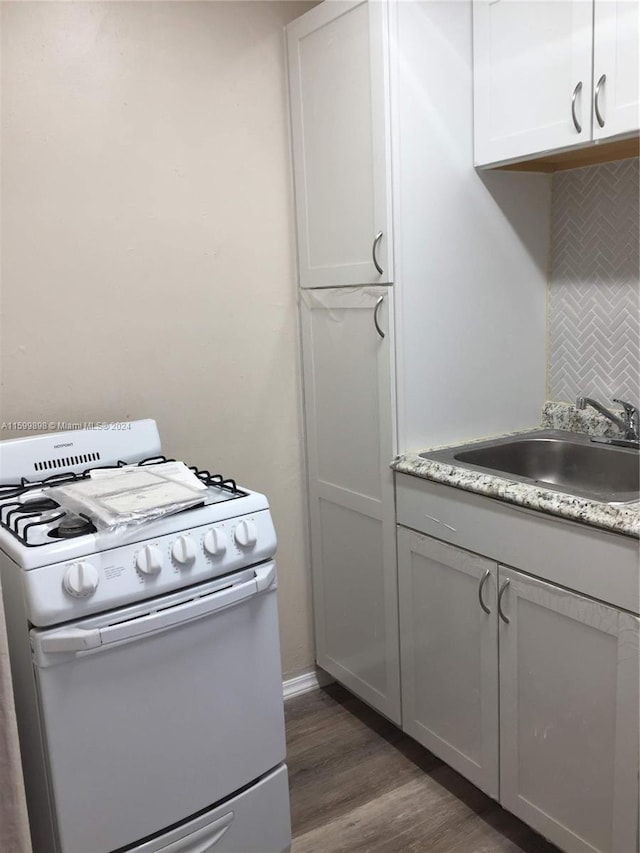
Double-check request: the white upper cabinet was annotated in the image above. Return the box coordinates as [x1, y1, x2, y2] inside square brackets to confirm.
[287, 1, 393, 287]
[473, 0, 593, 165]
[473, 0, 639, 167]
[593, 0, 640, 140]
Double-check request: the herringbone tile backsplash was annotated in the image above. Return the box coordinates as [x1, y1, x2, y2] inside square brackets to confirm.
[549, 157, 639, 403]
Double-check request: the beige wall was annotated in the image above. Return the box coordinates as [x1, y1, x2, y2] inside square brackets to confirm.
[0, 0, 316, 678]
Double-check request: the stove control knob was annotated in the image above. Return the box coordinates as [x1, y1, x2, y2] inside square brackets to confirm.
[203, 527, 227, 558]
[136, 545, 163, 576]
[234, 519, 258, 549]
[172, 536, 196, 566]
[63, 561, 100, 598]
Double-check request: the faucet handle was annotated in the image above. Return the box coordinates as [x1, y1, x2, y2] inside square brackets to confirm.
[612, 398, 637, 418]
[613, 398, 639, 440]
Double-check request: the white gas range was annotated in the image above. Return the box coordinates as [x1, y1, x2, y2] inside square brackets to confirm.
[0, 421, 291, 853]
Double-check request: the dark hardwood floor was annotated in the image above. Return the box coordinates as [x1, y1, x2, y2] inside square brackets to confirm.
[285, 682, 559, 853]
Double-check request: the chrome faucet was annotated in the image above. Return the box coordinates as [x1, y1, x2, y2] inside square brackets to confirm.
[576, 396, 640, 442]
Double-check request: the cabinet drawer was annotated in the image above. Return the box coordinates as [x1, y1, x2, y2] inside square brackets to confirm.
[395, 473, 639, 613]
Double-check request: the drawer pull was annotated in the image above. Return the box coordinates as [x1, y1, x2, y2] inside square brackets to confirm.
[424, 512, 456, 533]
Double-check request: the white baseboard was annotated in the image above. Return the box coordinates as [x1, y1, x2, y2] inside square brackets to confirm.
[282, 667, 333, 700]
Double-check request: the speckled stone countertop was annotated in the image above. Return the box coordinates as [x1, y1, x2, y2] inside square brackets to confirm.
[391, 402, 640, 539]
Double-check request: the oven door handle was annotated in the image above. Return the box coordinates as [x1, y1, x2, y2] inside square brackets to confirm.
[38, 563, 275, 656]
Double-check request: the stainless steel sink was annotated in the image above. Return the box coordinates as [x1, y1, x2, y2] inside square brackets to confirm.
[420, 430, 640, 504]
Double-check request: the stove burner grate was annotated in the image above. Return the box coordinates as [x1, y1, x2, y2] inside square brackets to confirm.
[0, 456, 245, 547]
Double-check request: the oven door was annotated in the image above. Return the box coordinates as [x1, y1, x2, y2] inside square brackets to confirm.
[30, 562, 287, 853]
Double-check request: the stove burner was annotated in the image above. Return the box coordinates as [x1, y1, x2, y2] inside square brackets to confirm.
[50, 515, 97, 539]
[20, 497, 59, 513]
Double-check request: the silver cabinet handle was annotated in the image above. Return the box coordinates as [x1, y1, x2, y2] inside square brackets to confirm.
[571, 81, 583, 133]
[478, 568, 491, 615]
[372, 231, 384, 275]
[373, 295, 385, 339]
[595, 73, 606, 127]
[498, 579, 510, 624]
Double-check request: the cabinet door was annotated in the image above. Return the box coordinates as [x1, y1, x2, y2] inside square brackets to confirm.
[593, 0, 640, 140]
[397, 530, 499, 798]
[300, 287, 400, 723]
[473, 0, 593, 165]
[287, 1, 393, 288]
[499, 567, 639, 853]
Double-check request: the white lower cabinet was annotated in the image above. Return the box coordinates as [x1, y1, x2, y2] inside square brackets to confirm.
[498, 567, 639, 853]
[397, 529, 499, 798]
[300, 287, 400, 724]
[397, 525, 640, 853]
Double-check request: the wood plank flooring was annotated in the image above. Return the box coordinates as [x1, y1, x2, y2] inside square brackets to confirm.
[285, 683, 559, 853]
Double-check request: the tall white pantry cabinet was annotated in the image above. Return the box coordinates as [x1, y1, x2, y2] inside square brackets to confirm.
[286, 0, 550, 723]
